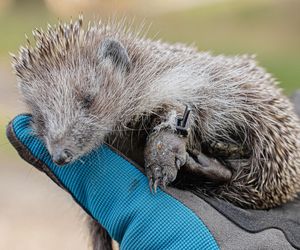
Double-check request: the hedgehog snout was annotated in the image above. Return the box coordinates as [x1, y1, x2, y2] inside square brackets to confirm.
[51, 146, 74, 166]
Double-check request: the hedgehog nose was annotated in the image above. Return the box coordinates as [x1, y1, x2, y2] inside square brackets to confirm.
[52, 148, 73, 166]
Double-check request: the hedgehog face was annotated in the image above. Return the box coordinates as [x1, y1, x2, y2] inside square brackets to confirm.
[21, 38, 130, 165]
[12, 18, 131, 165]
[38, 109, 107, 166]
[19, 68, 116, 165]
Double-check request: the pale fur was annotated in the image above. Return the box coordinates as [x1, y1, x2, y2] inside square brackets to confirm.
[12, 16, 300, 209]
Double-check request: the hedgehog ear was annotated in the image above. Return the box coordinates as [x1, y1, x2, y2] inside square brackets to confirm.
[100, 39, 131, 73]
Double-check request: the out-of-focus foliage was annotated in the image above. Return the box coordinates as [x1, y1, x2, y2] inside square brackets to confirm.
[149, 0, 300, 94]
[0, 0, 299, 94]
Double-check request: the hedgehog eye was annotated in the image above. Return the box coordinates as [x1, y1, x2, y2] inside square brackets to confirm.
[82, 95, 94, 109]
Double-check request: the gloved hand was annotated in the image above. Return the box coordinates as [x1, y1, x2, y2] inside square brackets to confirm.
[6, 114, 219, 250]
[7, 114, 299, 250]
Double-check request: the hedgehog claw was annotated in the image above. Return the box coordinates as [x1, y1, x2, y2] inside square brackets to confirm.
[148, 178, 154, 193]
[175, 158, 182, 169]
[153, 179, 159, 193]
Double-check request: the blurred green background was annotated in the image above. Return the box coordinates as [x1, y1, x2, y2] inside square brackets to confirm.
[0, 0, 299, 249]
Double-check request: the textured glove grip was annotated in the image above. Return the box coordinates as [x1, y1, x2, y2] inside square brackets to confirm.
[6, 114, 219, 250]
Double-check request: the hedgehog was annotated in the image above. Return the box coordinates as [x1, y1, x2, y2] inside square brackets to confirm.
[11, 16, 300, 249]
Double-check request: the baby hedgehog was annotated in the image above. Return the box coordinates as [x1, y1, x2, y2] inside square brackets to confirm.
[12, 16, 300, 212]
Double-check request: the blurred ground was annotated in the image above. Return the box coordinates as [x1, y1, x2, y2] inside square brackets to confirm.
[0, 0, 299, 249]
[0, 158, 89, 250]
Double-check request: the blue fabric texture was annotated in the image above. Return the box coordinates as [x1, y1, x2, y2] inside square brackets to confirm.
[12, 114, 219, 250]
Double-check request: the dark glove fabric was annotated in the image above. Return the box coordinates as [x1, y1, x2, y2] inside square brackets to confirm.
[190, 193, 300, 249]
[7, 114, 299, 249]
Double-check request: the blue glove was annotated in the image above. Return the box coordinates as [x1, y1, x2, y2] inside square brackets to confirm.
[7, 114, 219, 250]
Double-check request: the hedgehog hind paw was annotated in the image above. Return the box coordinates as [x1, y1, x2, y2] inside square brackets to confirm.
[185, 149, 232, 183]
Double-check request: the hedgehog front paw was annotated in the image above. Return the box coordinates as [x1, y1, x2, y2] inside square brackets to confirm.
[144, 130, 188, 193]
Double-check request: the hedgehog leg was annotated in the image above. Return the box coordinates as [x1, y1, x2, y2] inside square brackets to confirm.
[144, 130, 189, 192]
[184, 149, 232, 183]
[87, 216, 113, 250]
